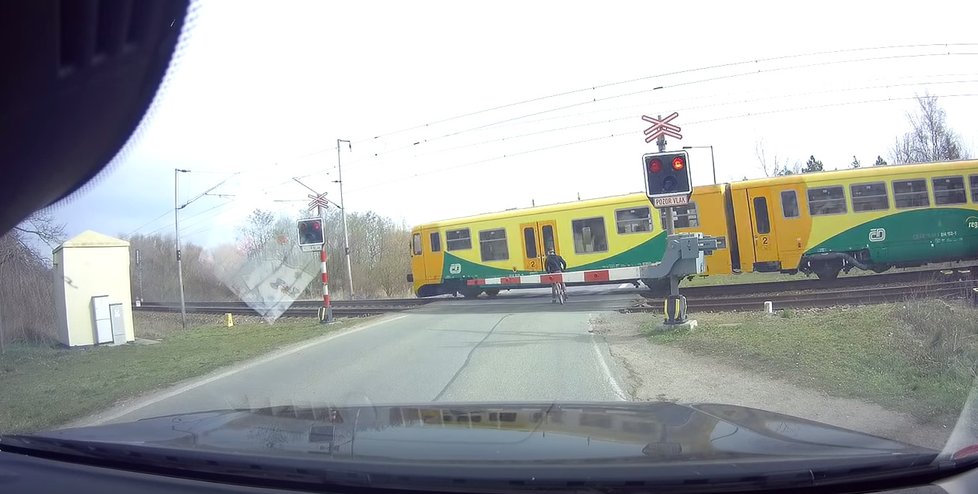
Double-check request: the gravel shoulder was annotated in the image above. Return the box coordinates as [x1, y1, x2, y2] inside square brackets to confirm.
[590, 311, 952, 449]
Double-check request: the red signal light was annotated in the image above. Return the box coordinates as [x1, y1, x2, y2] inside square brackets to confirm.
[672, 156, 685, 171]
[649, 159, 663, 173]
[313, 221, 321, 230]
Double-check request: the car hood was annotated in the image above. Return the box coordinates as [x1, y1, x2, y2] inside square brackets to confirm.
[22, 402, 934, 463]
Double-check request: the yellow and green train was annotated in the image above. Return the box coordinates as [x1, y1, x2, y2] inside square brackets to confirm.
[408, 159, 978, 297]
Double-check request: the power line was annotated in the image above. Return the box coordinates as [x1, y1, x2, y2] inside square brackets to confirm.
[126, 210, 172, 237]
[351, 43, 978, 145]
[347, 91, 978, 193]
[358, 49, 978, 162]
[338, 72, 978, 175]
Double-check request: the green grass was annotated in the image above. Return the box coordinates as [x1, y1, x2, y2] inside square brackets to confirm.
[646, 302, 978, 425]
[0, 315, 362, 434]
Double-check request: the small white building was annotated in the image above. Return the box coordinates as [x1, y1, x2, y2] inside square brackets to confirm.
[52, 231, 135, 347]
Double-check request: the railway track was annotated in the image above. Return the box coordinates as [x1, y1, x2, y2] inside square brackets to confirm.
[134, 266, 977, 318]
[629, 280, 978, 313]
[133, 299, 432, 318]
[675, 266, 975, 299]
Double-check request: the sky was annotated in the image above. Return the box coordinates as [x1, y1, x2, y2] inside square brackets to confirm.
[46, 0, 978, 248]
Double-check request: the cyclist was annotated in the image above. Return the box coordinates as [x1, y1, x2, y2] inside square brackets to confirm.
[544, 248, 567, 303]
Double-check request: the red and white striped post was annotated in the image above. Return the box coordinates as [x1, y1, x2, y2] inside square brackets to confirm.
[318, 247, 333, 323]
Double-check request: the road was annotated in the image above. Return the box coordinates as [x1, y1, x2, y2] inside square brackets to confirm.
[93, 284, 643, 425]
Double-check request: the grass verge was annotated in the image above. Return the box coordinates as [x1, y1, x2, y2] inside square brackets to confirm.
[0, 314, 363, 434]
[646, 301, 978, 425]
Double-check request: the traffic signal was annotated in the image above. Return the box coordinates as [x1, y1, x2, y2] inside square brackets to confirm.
[297, 218, 324, 247]
[643, 150, 691, 199]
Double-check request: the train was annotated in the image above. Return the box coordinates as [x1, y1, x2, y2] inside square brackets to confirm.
[407, 159, 978, 298]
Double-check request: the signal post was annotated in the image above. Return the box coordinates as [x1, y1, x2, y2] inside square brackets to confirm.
[642, 112, 697, 326]
[297, 192, 333, 324]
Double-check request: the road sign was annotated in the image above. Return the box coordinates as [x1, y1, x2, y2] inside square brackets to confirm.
[307, 193, 329, 211]
[642, 112, 682, 143]
[652, 194, 690, 208]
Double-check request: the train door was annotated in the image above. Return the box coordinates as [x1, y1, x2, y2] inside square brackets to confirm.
[410, 230, 425, 283]
[424, 229, 444, 283]
[746, 189, 780, 270]
[520, 220, 560, 272]
[771, 185, 809, 270]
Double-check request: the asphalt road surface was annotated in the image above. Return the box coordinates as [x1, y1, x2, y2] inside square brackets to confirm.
[92, 284, 644, 425]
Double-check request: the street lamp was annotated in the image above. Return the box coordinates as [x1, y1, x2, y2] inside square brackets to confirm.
[336, 139, 354, 298]
[682, 145, 716, 185]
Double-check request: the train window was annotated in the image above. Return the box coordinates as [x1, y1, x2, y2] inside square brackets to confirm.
[430, 232, 441, 252]
[850, 182, 889, 212]
[659, 203, 699, 229]
[753, 197, 770, 234]
[478, 229, 509, 261]
[971, 175, 978, 203]
[807, 186, 847, 215]
[893, 179, 930, 208]
[572, 217, 608, 253]
[781, 190, 799, 218]
[542, 225, 556, 253]
[616, 207, 652, 234]
[523, 227, 537, 258]
[933, 176, 967, 205]
[412, 233, 422, 255]
[446, 228, 472, 250]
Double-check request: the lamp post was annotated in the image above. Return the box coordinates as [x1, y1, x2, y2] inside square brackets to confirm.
[682, 145, 716, 184]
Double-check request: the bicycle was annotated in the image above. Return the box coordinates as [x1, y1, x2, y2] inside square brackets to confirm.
[551, 280, 565, 305]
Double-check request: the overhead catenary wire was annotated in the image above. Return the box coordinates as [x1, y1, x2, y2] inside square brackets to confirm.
[350, 43, 978, 146]
[347, 91, 978, 193]
[340, 75, 978, 167]
[354, 50, 978, 163]
[125, 43, 978, 236]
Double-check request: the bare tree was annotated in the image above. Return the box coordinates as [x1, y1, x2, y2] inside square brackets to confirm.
[127, 233, 235, 302]
[755, 140, 798, 177]
[238, 209, 276, 259]
[0, 213, 66, 350]
[755, 140, 775, 178]
[891, 93, 968, 164]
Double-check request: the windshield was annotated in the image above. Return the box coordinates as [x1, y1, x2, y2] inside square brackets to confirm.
[3, 0, 978, 489]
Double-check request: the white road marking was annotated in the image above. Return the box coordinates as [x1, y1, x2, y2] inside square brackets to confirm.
[588, 314, 628, 401]
[617, 283, 632, 289]
[80, 315, 408, 426]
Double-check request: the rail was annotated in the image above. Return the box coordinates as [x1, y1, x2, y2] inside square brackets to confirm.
[628, 280, 978, 313]
[134, 299, 433, 318]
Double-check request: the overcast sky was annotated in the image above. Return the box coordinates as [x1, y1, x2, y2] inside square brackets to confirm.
[48, 0, 978, 247]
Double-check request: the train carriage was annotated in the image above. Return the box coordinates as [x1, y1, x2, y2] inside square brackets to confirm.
[407, 188, 733, 298]
[408, 159, 978, 297]
[731, 159, 978, 279]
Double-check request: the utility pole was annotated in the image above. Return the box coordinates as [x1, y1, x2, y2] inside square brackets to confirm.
[136, 249, 143, 306]
[174, 168, 190, 329]
[336, 139, 354, 299]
